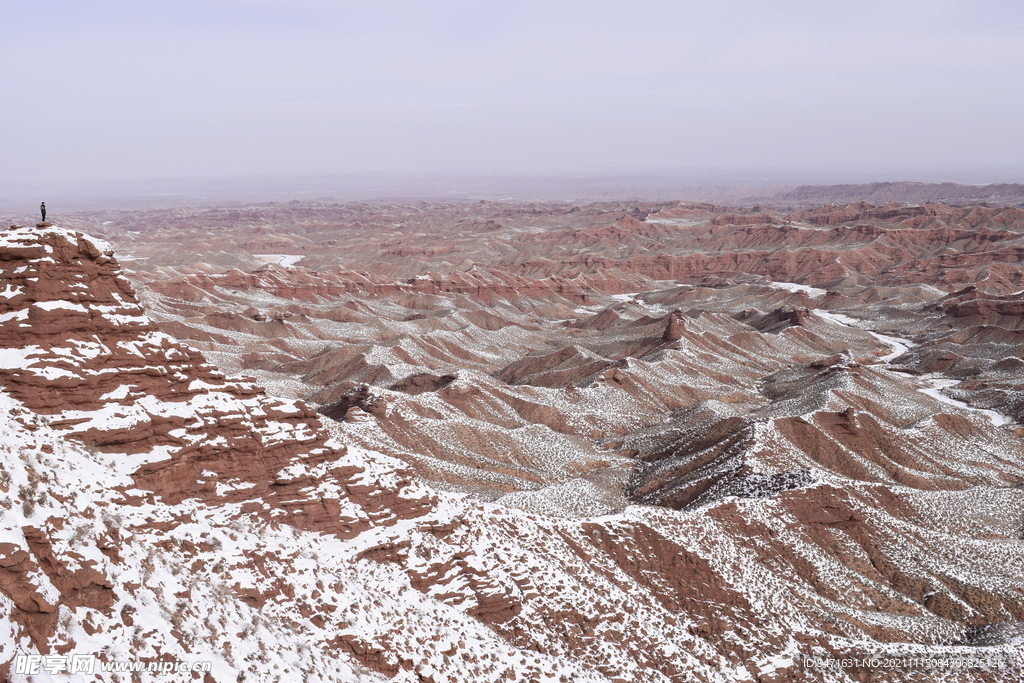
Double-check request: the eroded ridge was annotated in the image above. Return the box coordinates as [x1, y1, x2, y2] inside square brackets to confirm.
[1, 221, 1023, 683]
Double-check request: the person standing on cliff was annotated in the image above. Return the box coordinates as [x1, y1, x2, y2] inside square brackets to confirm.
[40, 202, 46, 222]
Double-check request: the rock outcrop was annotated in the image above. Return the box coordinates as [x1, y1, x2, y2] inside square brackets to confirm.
[0, 225, 433, 538]
[3, 217, 1024, 683]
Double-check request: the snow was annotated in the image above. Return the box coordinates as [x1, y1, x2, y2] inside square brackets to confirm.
[918, 375, 1011, 427]
[0, 345, 43, 369]
[0, 284, 23, 299]
[2, 370, 1022, 682]
[255, 254, 305, 268]
[815, 310, 911, 362]
[0, 225, 111, 257]
[102, 314, 150, 326]
[868, 330, 912, 362]
[814, 311, 858, 327]
[0, 309, 29, 323]
[35, 300, 88, 313]
[816, 310, 1011, 426]
[767, 281, 827, 298]
[3, 223, 1024, 682]
[98, 385, 132, 401]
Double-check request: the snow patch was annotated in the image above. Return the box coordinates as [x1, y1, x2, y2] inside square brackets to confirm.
[35, 300, 88, 313]
[256, 254, 305, 268]
[768, 281, 827, 298]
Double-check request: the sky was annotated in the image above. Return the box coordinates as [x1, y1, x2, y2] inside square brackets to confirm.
[2, 0, 1023, 194]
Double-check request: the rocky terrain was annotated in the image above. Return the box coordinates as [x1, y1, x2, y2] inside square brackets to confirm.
[45, 199, 1024, 506]
[2, 196, 1024, 682]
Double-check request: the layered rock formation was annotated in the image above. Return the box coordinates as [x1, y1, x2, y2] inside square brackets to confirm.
[0, 226, 429, 532]
[21, 199, 1024, 506]
[2, 214, 1024, 683]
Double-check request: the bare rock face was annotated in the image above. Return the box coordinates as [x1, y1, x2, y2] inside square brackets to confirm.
[0, 226, 447, 678]
[389, 372, 457, 395]
[318, 384, 389, 420]
[69, 198, 1024, 497]
[0, 226, 432, 534]
[4, 214, 1024, 682]
[661, 311, 685, 342]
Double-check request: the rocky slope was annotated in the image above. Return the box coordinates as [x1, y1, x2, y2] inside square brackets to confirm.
[1, 215, 1023, 682]
[44, 199, 1024, 505]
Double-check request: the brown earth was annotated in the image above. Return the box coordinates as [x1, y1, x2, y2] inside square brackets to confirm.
[2, 200, 1024, 682]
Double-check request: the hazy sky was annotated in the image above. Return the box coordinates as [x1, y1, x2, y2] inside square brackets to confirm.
[3, 0, 1023, 189]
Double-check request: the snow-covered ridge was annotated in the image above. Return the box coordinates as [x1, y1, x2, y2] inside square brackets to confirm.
[0, 224, 113, 257]
[815, 310, 1013, 426]
[2, 225, 1023, 682]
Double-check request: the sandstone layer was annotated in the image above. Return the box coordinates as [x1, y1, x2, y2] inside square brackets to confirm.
[1, 210, 1022, 682]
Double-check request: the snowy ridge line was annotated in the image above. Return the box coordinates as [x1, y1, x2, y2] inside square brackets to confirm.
[0, 224, 113, 256]
[815, 309, 1012, 427]
[3, 224, 1024, 682]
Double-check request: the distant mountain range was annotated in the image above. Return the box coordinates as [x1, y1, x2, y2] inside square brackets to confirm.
[750, 181, 1024, 208]
[4, 177, 1023, 212]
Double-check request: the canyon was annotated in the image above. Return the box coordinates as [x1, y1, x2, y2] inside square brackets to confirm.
[1, 194, 1024, 682]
